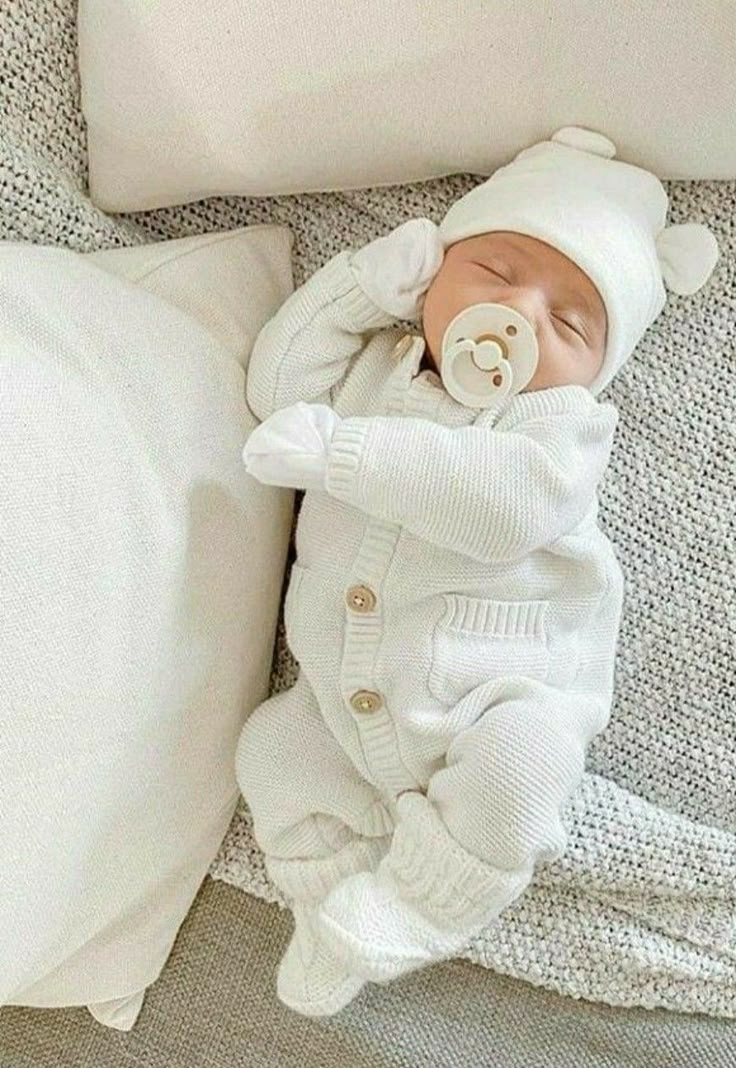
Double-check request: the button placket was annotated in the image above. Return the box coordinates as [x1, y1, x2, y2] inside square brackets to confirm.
[338, 358, 421, 793]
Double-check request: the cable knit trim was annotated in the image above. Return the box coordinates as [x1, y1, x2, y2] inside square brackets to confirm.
[325, 418, 371, 501]
[266, 835, 391, 904]
[386, 793, 533, 924]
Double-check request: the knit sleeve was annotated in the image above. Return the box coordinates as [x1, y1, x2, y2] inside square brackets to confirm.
[325, 405, 618, 563]
[246, 250, 395, 421]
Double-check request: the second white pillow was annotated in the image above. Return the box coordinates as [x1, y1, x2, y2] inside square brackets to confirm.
[0, 226, 294, 1030]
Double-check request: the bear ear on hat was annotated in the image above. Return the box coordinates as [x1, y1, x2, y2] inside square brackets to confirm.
[551, 126, 617, 158]
[656, 223, 719, 295]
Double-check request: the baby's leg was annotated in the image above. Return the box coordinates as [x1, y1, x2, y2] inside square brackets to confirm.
[319, 677, 609, 982]
[235, 673, 393, 1013]
[236, 672, 393, 896]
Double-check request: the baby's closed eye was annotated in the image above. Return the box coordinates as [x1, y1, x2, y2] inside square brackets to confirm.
[553, 312, 588, 341]
[471, 258, 592, 345]
[473, 261, 512, 284]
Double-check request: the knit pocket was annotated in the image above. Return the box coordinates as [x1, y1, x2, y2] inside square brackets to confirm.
[428, 593, 550, 706]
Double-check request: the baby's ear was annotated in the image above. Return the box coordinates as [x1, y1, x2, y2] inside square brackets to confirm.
[655, 223, 719, 295]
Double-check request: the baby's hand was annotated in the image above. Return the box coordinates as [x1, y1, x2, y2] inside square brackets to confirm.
[349, 218, 444, 321]
[242, 402, 341, 492]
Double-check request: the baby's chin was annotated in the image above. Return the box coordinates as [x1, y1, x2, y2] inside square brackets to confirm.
[523, 366, 588, 392]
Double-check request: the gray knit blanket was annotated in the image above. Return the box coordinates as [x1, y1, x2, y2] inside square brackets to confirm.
[2, 0, 734, 1020]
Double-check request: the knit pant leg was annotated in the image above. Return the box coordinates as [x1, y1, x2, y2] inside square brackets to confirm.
[406, 678, 611, 923]
[235, 673, 393, 902]
[317, 680, 610, 983]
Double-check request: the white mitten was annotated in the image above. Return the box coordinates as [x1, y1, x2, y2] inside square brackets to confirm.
[349, 218, 445, 321]
[243, 401, 341, 491]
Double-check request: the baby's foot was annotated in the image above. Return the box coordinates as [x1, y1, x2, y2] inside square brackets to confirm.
[317, 870, 476, 983]
[277, 904, 365, 1016]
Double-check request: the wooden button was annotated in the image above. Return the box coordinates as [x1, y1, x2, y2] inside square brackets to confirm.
[349, 690, 383, 714]
[346, 584, 377, 613]
[392, 335, 414, 361]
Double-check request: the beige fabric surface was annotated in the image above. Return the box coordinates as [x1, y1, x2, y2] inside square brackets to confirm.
[2, 878, 735, 1068]
[78, 0, 736, 211]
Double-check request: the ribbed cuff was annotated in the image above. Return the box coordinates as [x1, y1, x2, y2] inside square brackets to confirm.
[385, 793, 532, 925]
[325, 417, 372, 503]
[318, 251, 396, 333]
[266, 835, 391, 904]
[440, 594, 548, 639]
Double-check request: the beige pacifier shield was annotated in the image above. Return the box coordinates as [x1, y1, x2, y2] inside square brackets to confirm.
[440, 303, 539, 409]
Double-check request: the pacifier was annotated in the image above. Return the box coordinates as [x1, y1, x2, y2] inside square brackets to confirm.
[439, 303, 539, 409]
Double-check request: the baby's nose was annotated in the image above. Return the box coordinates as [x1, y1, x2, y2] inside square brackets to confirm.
[502, 286, 546, 333]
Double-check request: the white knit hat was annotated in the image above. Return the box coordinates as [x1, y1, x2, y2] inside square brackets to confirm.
[439, 126, 719, 395]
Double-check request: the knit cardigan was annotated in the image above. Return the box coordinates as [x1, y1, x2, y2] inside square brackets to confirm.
[245, 247, 626, 918]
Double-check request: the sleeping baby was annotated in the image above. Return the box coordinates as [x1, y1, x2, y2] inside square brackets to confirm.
[237, 126, 718, 1016]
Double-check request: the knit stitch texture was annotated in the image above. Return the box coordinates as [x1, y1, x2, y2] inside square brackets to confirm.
[1, 0, 734, 1019]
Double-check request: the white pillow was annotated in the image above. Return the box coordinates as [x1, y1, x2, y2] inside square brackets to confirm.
[78, 0, 736, 212]
[0, 226, 294, 1030]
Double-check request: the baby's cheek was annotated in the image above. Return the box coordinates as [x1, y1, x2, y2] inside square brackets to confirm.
[421, 281, 454, 356]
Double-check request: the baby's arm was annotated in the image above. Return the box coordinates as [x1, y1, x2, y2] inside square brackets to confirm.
[247, 219, 443, 421]
[325, 402, 618, 563]
[246, 250, 392, 421]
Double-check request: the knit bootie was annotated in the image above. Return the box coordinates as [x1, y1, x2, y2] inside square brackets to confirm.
[276, 902, 366, 1016]
[317, 793, 532, 983]
[268, 834, 392, 1015]
[316, 868, 478, 983]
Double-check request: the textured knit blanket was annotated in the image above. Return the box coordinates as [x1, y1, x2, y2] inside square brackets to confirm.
[2, 0, 734, 1020]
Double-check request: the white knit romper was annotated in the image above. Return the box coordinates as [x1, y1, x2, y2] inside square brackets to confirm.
[236, 248, 624, 926]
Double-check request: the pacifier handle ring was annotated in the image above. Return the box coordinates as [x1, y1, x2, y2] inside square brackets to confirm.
[472, 338, 505, 372]
[476, 332, 509, 358]
[445, 337, 476, 360]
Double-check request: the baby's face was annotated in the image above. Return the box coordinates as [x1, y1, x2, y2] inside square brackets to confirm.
[422, 231, 607, 392]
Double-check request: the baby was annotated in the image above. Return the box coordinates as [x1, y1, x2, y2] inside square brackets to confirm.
[237, 126, 718, 1016]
